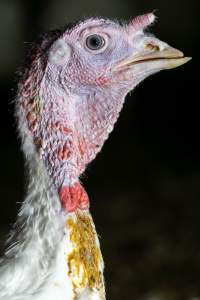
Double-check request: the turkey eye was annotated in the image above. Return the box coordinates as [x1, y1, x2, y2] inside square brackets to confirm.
[85, 34, 105, 51]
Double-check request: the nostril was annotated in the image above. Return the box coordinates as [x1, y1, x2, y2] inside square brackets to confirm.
[145, 43, 160, 51]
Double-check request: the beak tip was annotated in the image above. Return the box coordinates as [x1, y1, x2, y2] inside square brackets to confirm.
[166, 56, 192, 70]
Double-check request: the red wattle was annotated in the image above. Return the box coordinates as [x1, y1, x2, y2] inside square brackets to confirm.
[59, 182, 90, 212]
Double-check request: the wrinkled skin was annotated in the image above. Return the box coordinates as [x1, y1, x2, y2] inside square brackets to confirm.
[17, 13, 189, 212]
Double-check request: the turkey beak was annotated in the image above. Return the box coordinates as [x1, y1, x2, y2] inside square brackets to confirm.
[114, 45, 191, 72]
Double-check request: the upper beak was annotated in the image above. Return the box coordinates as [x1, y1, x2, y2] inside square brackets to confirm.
[113, 45, 191, 72]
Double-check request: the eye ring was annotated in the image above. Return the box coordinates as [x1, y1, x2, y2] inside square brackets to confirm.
[85, 34, 107, 52]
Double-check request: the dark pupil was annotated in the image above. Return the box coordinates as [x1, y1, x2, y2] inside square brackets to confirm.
[86, 35, 104, 50]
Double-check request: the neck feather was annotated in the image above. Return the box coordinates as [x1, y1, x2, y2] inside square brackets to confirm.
[5, 130, 65, 260]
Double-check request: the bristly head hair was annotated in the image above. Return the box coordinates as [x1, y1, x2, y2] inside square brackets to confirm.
[16, 21, 82, 88]
[16, 21, 85, 107]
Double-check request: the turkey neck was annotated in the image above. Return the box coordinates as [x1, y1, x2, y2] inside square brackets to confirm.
[9, 64, 106, 296]
[4, 111, 105, 298]
[5, 145, 65, 266]
[4, 148, 105, 298]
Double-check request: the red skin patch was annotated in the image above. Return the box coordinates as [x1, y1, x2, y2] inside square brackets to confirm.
[59, 182, 90, 212]
[95, 75, 109, 86]
[26, 112, 38, 133]
[53, 122, 73, 135]
[57, 143, 72, 160]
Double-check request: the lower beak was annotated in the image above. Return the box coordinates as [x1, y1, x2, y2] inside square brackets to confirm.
[114, 46, 191, 72]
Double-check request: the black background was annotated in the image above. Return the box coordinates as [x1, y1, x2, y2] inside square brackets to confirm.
[0, 0, 199, 299]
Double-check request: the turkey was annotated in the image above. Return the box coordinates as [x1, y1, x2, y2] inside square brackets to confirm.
[0, 13, 190, 300]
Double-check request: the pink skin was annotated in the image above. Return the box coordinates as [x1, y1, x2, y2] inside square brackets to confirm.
[16, 13, 169, 212]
